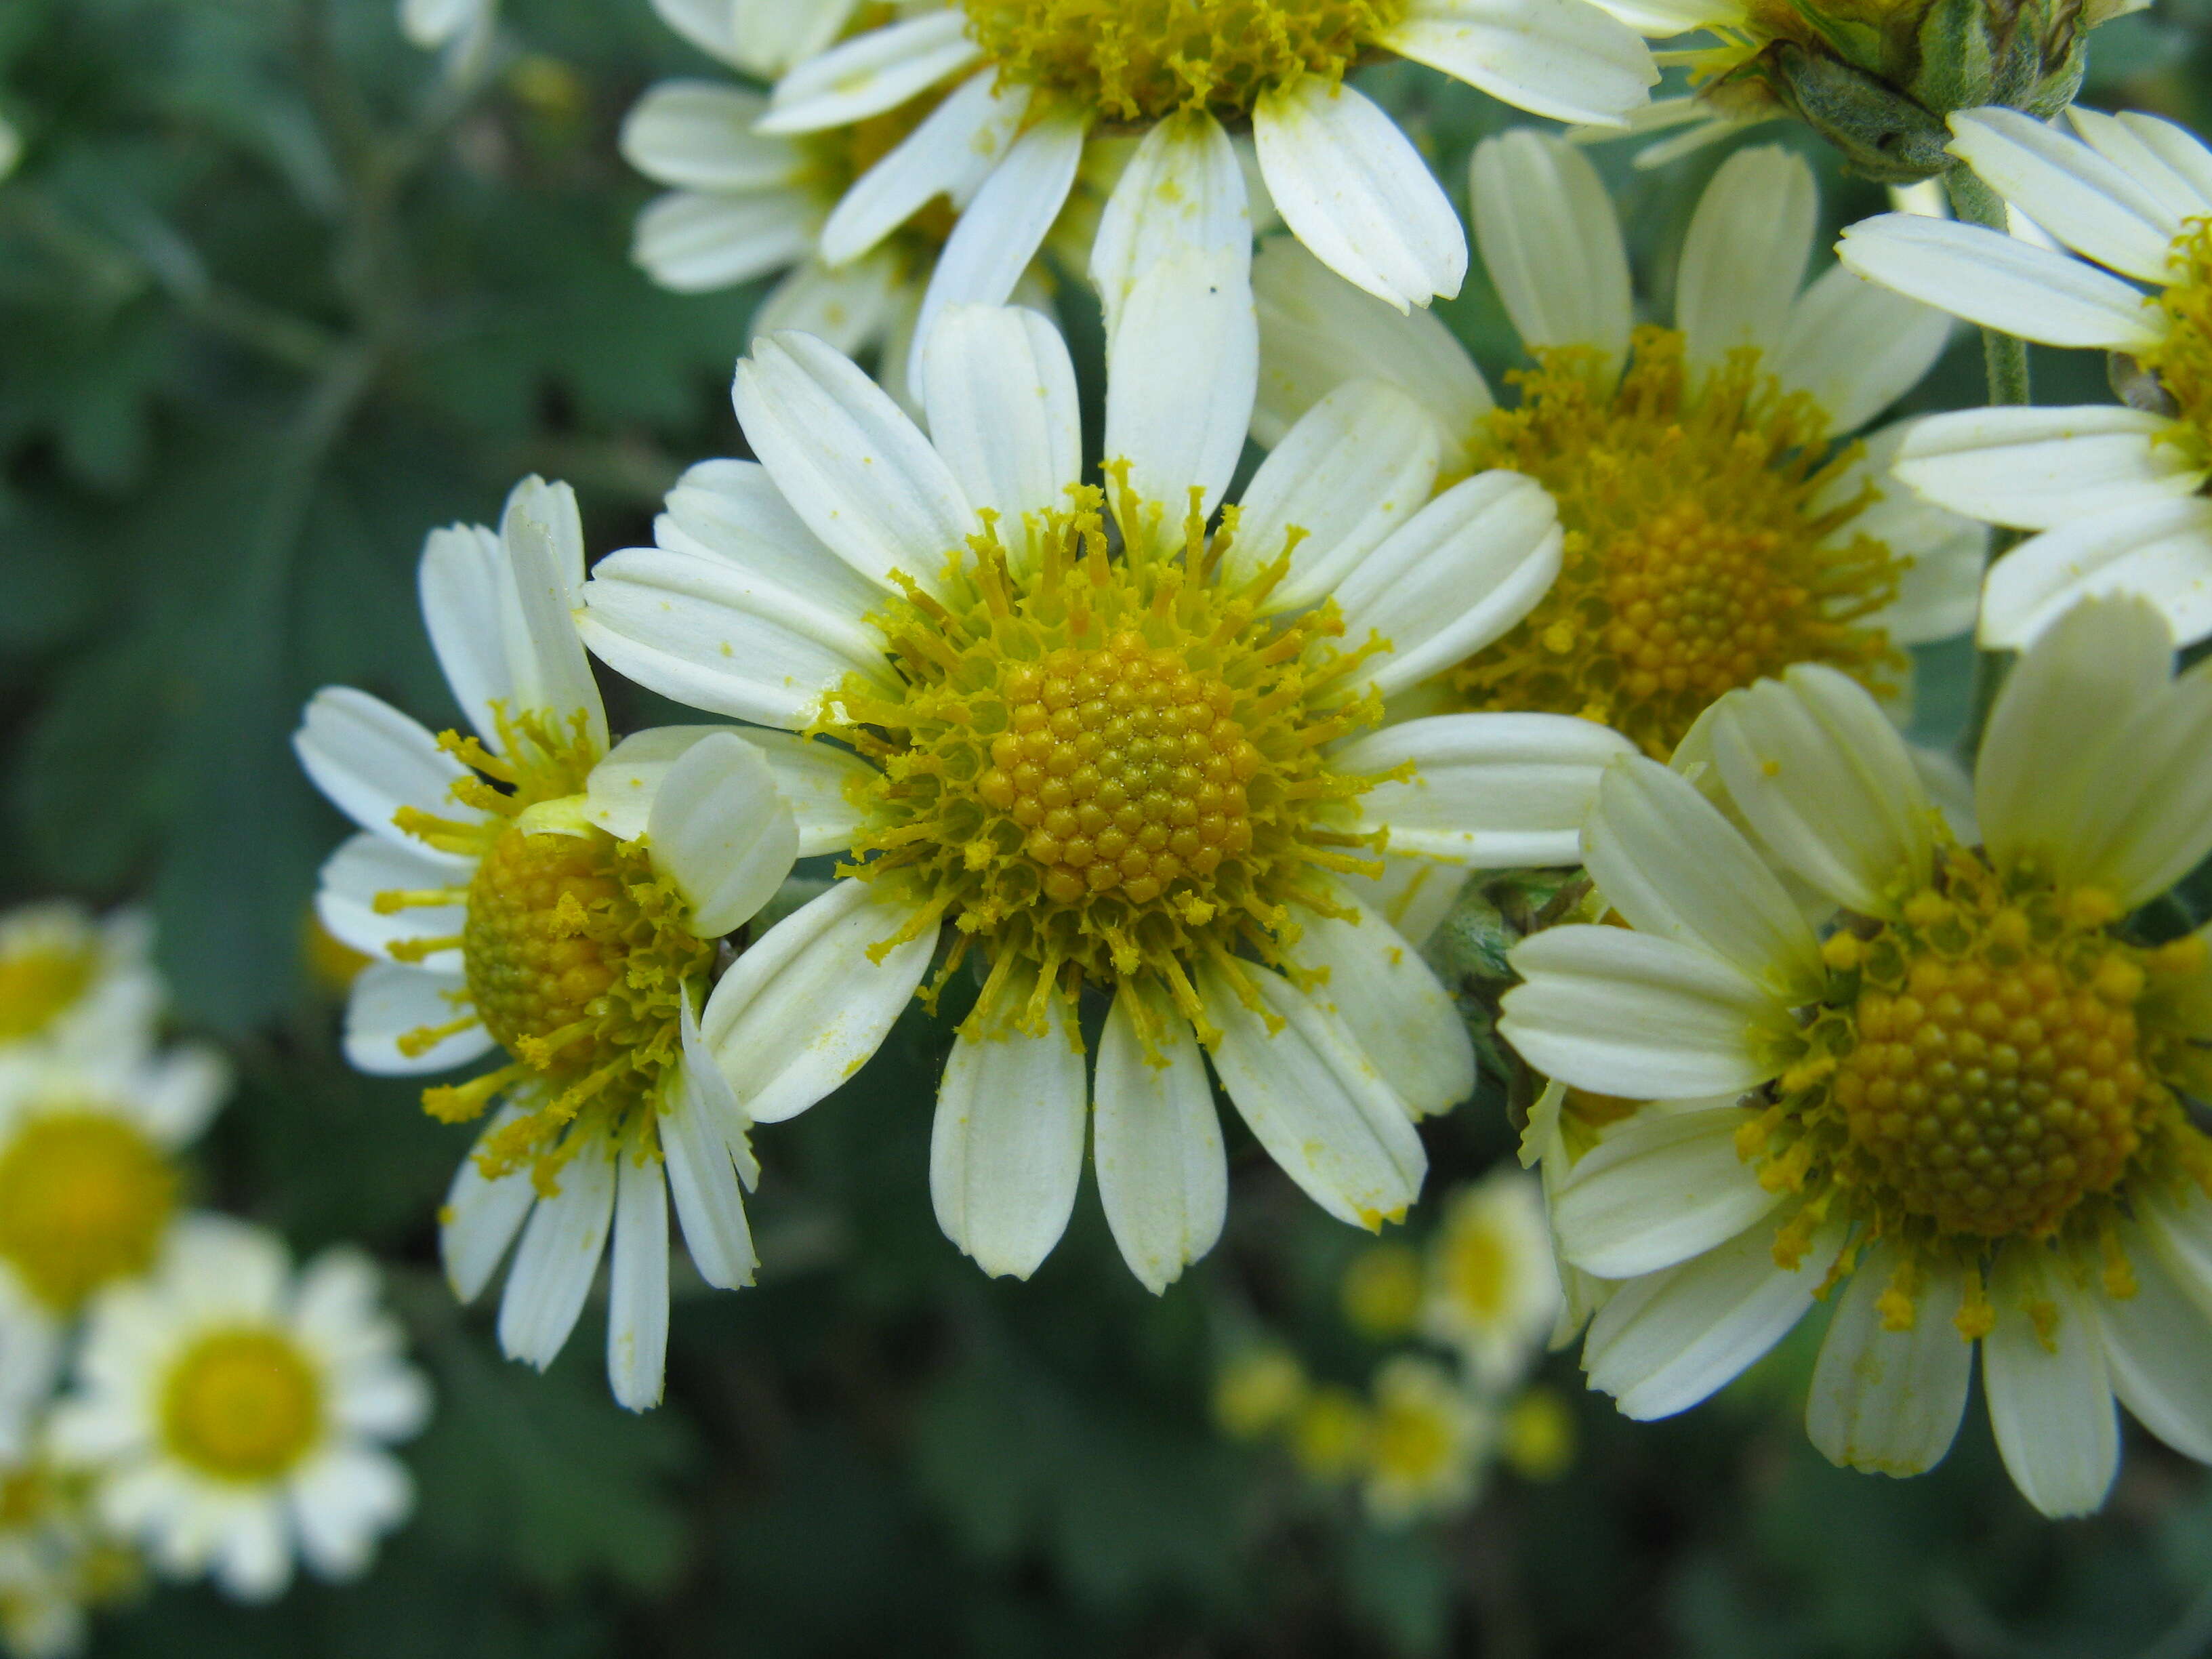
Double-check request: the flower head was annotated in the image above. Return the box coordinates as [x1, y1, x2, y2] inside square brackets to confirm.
[1501, 595, 2212, 1517]
[1841, 107, 2212, 650]
[1361, 1353, 1490, 1523]
[0, 1450, 140, 1659]
[1418, 1167, 1561, 1389]
[0, 907, 161, 1067]
[1256, 135, 1983, 759]
[49, 1218, 428, 1602]
[295, 476, 809, 1409]
[580, 298, 1638, 1288]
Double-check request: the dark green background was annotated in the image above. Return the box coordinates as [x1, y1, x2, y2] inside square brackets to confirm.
[4, 1, 2212, 1652]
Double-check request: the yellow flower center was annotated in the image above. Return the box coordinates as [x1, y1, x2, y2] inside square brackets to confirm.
[1368, 1387, 1457, 1486]
[821, 483, 1389, 1044]
[1742, 847, 2212, 1317]
[1340, 1242, 1424, 1337]
[0, 1113, 175, 1312]
[2144, 217, 2212, 472]
[1438, 1214, 1511, 1322]
[160, 1330, 322, 1483]
[960, 0, 1408, 123]
[382, 711, 712, 1187]
[1446, 330, 1906, 759]
[0, 946, 97, 1044]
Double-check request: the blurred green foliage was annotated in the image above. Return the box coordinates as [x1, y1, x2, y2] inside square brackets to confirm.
[5, 1, 2212, 1654]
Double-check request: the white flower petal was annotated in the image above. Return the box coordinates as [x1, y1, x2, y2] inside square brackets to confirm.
[1896, 405, 2201, 531]
[1199, 959, 1427, 1229]
[619, 82, 796, 193]
[1295, 879, 1475, 1120]
[1231, 380, 1441, 607]
[441, 1103, 537, 1302]
[584, 724, 867, 859]
[2066, 108, 2212, 220]
[1677, 145, 1816, 373]
[1468, 129, 1631, 370]
[1554, 1105, 1780, 1278]
[1582, 756, 1825, 1001]
[342, 964, 490, 1076]
[1976, 594, 2175, 884]
[1776, 264, 1952, 437]
[752, 254, 905, 356]
[631, 189, 820, 294]
[920, 304, 1082, 575]
[1103, 249, 1258, 546]
[499, 477, 607, 752]
[1092, 112, 1252, 340]
[699, 879, 936, 1124]
[903, 110, 1086, 403]
[1338, 853, 1470, 952]
[1837, 213, 2163, 352]
[1979, 497, 2212, 653]
[930, 979, 1088, 1280]
[606, 1151, 670, 1412]
[1387, 0, 1656, 128]
[1502, 925, 1789, 1099]
[417, 523, 520, 750]
[1708, 665, 1935, 916]
[1805, 1242, 1972, 1476]
[820, 70, 1029, 266]
[735, 331, 975, 600]
[727, 0, 859, 75]
[1948, 107, 2185, 283]
[1983, 1246, 2118, 1519]
[661, 1011, 758, 1292]
[212, 1500, 291, 1602]
[291, 1446, 411, 1583]
[2095, 1226, 2212, 1463]
[1336, 711, 1636, 868]
[294, 688, 471, 846]
[648, 0, 747, 69]
[1252, 77, 1465, 311]
[1334, 471, 1563, 697]
[1092, 983, 1227, 1294]
[756, 13, 981, 136]
[316, 833, 466, 968]
[1583, 1216, 1839, 1420]
[497, 1134, 617, 1371]
[644, 731, 800, 937]
[657, 456, 894, 623]
[1251, 237, 1491, 457]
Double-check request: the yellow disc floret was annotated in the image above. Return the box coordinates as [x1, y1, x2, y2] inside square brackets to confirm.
[821, 480, 1393, 1044]
[1446, 329, 1906, 759]
[161, 1330, 322, 1483]
[380, 710, 713, 1188]
[2144, 216, 2212, 471]
[0, 1113, 175, 1311]
[0, 946, 96, 1045]
[962, 0, 1408, 123]
[1738, 841, 2212, 1313]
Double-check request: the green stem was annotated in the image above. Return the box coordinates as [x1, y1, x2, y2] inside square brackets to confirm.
[1944, 164, 2030, 759]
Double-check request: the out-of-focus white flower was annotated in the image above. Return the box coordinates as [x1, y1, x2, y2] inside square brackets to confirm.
[0, 907, 161, 1067]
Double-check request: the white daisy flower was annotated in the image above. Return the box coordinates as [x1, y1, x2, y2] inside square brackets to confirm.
[293, 476, 815, 1410]
[749, 0, 1654, 396]
[0, 1042, 228, 1460]
[48, 1217, 429, 1603]
[1500, 595, 2212, 1519]
[1253, 134, 1986, 761]
[0, 1451, 140, 1659]
[1361, 1353, 1491, 1523]
[1418, 1166, 1561, 1389]
[0, 906, 162, 1067]
[1839, 106, 2212, 650]
[578, 298, 1639, 1290]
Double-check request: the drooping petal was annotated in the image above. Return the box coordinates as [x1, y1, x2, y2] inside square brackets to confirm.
[1092, 983, 1227, 1294]
[644, 731, 800, 937]
[606, 1152, 670, 1412]
[660, 1006, 759, 1292]
[1805, 1241, 1973, 1476]
[1982, 1246, 2119, 1519]
[586, 724, 867, 857]
[496, 1135, 618, 1371]
[440, 1103, 537, 1303]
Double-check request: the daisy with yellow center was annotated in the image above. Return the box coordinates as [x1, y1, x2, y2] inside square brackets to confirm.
[579, 297, 1637, 1289]
[0, 905, 161, 1067]
[751, 0, 1653, 401]
[1500, 596, 2212, 1518]
[1841, 107, 2212, 650]
[1253, 134, 1986, 764]
[0, 1450, 140, 1659]
[1418, 1166, 1560, 1389]
[294, 476, 824, 1410]
[0, 1042, 227, 1460]
[1361, 1353, 1490, 1523]
[47, 1219, 428, 1603]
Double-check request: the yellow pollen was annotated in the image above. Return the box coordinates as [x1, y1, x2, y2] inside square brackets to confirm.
[961, 0, 1408, 123]
[160, 1330, 321, 1483]
[823, 481, 1387, 1042]
[2143, 217, 2212, 471]
[0, 946, 98, 1044]
[1446, 331, 1906, 759]
[0, 1113, 175, 1311]
[1754, 843, 2211, 1271]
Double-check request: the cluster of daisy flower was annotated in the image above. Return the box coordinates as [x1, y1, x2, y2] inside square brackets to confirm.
[327, 0, 2212, 1532]
[0, 905, 426, 1652]
[1213, 1168, 1574, 1524]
